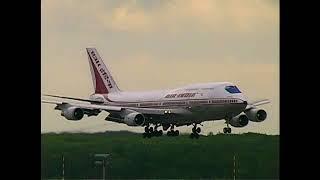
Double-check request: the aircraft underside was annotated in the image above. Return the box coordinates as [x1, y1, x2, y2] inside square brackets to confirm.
[105, 103, 249, 139]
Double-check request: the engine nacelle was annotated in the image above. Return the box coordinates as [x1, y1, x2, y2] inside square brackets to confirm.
[61, 107, 84, 120]
[123, 112, 145, 126]
[229, 114, 249, 128]
[245, 108, 267, 122]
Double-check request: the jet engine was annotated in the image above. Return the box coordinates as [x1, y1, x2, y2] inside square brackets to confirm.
[229, 114, 249, 127]
[245, 108, 267, 122]
[61, 107, 84, 120]
[123, 112, 145, 126]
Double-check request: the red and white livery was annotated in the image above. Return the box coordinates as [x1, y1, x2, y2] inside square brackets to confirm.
[42, 48, 270, 138]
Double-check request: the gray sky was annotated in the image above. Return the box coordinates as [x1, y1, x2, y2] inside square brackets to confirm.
[41, 0, 279, 134]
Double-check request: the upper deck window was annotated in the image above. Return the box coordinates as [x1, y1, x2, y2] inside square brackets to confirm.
[225, 86, 241, 94]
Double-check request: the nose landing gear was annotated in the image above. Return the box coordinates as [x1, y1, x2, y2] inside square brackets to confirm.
[223, 117, 232, 134]
[190, 123, 201, 139]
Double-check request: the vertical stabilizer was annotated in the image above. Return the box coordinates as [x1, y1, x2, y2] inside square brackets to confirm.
[86, 48, 121, 94]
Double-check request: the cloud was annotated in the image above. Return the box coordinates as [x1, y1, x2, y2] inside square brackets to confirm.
[42, 0, 279, 33]
[102, 3, 151, 32]
[98, 0, 279, 32]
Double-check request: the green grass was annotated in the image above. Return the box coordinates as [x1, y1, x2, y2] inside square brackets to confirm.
[41, 131, 279, 179]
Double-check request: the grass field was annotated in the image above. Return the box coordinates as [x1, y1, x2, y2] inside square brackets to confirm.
[41, 131, 279, 179]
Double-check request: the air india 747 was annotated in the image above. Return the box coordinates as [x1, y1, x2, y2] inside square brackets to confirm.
[42, 48, 270, 138]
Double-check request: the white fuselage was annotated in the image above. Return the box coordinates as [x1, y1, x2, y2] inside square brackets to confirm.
[90, 82, 248, 125]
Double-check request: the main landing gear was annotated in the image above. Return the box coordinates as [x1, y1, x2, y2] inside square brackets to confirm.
[223, 118, 232, 134]
[142, 124, 180, 138]
[190, 124, 201, 139]
[143, 124, 163, 138]
[167, 124, 179, 137]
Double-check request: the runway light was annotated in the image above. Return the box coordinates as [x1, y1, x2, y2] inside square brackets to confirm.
[93, 153, 110, 180]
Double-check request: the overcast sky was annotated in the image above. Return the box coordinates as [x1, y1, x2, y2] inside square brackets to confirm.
[41, 0, 279, 134]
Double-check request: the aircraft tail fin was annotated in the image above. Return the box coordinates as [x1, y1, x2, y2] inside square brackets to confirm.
[86, 48, 121, 94]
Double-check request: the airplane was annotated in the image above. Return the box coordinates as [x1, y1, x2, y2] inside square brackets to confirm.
[42, 48, 270, 138]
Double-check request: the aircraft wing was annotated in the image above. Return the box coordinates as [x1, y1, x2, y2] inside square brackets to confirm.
[42, 100, 122, 113]
[43, 94, 103, 104]
[245, 99, 270, 111]
[41, 100, 190, 116]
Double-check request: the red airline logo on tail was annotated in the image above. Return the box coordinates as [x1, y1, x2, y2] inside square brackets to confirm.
[89, 50, 113, 89]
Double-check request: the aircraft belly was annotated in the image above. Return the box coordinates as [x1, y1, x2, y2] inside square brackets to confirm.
[145, 103, 246, 125]
[192, 104, 246, 121]
[146, 114, 184, 124]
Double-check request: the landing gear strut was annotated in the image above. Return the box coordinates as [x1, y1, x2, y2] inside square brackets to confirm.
[190, 123, 201, 139]
[167, 124, 179, 137]
[223, 118, 232, 134]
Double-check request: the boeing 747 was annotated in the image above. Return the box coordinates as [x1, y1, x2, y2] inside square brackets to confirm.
[42, 48, 270, 138]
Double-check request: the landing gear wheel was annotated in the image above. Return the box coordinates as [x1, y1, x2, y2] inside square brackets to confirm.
[144, 126, 149, 133]
[190, 133, 195, 139]
[149, 127, 154, 133]
[167, 130, 172, 136]
[223, 127, 228, 134]
[190, 133, 199, 139]
[196, 127, 201, 133]
[227, 128, 231, 133]
[153, 130, 157, 136]
[223, 127, 232, 134]
[224, 117, 232, 134]
[175, 130, 179, 136]
[170, 130, 175, 136]
[192, 127, 196, 134]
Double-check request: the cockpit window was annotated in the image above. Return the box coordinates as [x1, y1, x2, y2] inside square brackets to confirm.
[225, 86, 241, 93]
